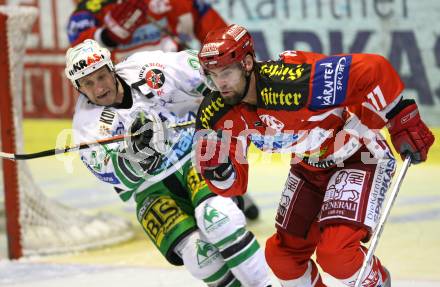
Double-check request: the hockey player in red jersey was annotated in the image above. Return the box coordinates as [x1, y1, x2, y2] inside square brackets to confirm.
[195, 24, 435, 286]
[67, 0, 227, 59]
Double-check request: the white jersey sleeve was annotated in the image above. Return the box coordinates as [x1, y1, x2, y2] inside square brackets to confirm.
[72, 50, 208, 202]
[73, 96, 141, 202]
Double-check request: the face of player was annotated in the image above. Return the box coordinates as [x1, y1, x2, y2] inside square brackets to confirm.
[77, 66, 120, 106]
[207, 62, 247, 105]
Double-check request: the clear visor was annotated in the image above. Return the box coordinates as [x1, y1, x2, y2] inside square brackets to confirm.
[203, 63, 244, 91]
[199, 66, 219, 91]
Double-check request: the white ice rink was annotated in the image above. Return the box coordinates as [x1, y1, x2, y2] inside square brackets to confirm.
[1, 260, 439, 287]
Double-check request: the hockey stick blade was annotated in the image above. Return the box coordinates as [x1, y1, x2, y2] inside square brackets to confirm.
[0, 120, 195, 161]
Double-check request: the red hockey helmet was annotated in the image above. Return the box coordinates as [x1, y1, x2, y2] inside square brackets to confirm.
[198, 24, 254, 70]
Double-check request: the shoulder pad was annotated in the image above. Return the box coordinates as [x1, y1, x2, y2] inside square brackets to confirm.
[196, 91, 232, 130]
[278, 50, 326, 64]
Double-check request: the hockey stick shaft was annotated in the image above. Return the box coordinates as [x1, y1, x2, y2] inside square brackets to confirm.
[354, 156, 411, 287]
[0, 120, 195, 161]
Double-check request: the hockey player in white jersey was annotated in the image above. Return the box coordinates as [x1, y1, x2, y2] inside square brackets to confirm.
[64, 39, 272, 287]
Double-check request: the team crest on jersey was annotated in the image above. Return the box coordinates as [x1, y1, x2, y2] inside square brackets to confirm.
[145, 68, 165, 90]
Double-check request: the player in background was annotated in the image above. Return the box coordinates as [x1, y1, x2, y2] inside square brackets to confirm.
[67, 0, 260, 220]
[64, 39, 272, 286]
[67, 0, 226, 60]
[195, 24, 435, 286]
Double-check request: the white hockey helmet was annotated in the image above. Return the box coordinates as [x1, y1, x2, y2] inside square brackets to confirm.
[65, 39, 114, 89]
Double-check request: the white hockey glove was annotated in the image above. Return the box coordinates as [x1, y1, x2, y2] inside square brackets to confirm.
[125, 111, 169, 173]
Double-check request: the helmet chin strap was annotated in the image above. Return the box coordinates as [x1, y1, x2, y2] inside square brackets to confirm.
[109, 72, 122, 107]
[113, 72, 119, 95]
[239, 66, 252, 103]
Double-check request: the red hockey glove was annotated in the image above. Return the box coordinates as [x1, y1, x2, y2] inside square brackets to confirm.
[103, 0, 148, 44]
[386, 99, 435, 163]
[196, 131, 234, 181]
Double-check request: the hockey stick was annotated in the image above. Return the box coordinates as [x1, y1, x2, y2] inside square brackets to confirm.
[0, 120, 195, 161]
[354, 156, 412, 287]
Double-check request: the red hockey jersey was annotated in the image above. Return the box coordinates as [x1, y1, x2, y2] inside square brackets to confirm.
[195, 51, 405, 197]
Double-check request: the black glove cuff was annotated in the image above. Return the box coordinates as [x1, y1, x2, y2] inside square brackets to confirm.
[385, 99, 416, 120]
[203, 160, 234, 181]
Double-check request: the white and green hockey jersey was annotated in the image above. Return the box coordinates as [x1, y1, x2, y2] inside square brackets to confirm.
[72, 50, 208, 202]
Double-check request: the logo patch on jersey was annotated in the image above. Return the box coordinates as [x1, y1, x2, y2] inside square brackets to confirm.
[89, 169, 120, 184]
[259, 62, 308, 82]
[82, 153, 120, 184]
[140, 196, 189, 246]
[156, 130, 193, 172]
[203, 204, 230, 233]
[365, 157, 395, 228]
[257, 61, 310, 111]
[187, 167, 207, 202]
[311, 55, 352, 109]
[275, 172, 303, 230]
[98, 107, 116, 136]
[258, 84, 308, 111]
[196, 239, 220, 268]
[321, 169, 365, 221]
[68, 53, 105, 77]
[145, 68, 165, 89]
[259, 114, 285, 131]
[196, 92, 230, 129]
[188, 57, 200, 70]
